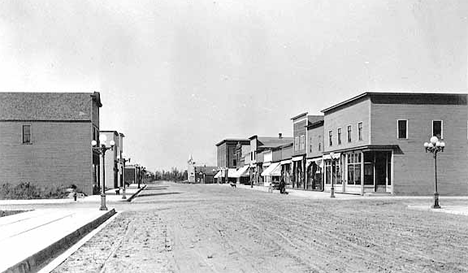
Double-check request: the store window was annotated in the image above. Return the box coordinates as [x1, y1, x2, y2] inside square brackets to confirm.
[325, 157, 342, 185]
[347, 153, 362, 185]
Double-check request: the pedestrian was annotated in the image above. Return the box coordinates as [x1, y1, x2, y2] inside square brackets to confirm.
[279, 178, 286, 194]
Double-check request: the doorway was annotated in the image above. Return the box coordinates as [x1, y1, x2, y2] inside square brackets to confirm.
[375, 152, 390, 192]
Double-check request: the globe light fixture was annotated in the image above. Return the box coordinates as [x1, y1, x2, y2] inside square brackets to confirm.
[92, 134, 115, 210]
[424, 136, 445, 209]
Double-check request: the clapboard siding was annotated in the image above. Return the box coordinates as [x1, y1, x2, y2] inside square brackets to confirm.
[0, 122, 94, 195]
[324, 99, 371, 152]
[371, 104, 468, 195]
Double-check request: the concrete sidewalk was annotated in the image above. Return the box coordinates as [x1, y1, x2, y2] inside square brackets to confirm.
[223, 183, 468, 216]
[0, 184, 147, 206]
[0, 208, 116, 273]
[0, 184, 147, 273]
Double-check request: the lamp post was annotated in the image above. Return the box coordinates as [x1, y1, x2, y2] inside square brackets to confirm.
[330, 152, 336, 198]
[424, 136, 445, 209]
[92, 134, 115, 211]
[120, 156, 130, 200]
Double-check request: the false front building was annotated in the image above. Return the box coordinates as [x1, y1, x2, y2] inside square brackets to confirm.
[321, 92, 468, 196]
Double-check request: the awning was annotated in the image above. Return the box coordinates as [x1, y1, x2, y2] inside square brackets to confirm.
[323, 153, 341, 160]
[306, 158, 323, 165]
[227, 168, 238, 178]
[270, 163, 282, 176]
[281, 159, 292, 165]
[261, 162, 281, 176]
[292, 156, 304, 161]
[214, 171, 222, 178]
[232, 166, 249, 178]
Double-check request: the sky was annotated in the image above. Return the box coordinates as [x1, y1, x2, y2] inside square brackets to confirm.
[0, 0, 467, 172]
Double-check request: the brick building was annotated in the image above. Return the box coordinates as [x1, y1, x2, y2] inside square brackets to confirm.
[0, 92, 102, 195]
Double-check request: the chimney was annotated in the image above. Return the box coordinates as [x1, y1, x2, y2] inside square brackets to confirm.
[279, 133, 282, 139]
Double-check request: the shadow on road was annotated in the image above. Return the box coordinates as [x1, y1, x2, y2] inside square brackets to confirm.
[137, 192, 181, 198]
[144, 185, 169, 191]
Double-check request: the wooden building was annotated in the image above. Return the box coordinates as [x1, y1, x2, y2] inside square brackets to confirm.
[0, 92, 102, 195]
[321, 92, 468, 195]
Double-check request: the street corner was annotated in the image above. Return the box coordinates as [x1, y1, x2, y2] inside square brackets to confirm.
[407, 204, 468, 217]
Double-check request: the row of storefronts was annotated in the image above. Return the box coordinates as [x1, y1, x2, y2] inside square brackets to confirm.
[216, 92, 468, 196]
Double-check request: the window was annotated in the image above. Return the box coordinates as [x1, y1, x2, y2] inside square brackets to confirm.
[397, 120, 408, 139]
[233, 159, 237, 167]
[294, 136, 299, 151]
[347, 153, 362, 185]
[22, 125, 31, 144]
[318, 136, 322, 151]
[358, 122, 363, 141]
[328, 131, 333, 146]
[309, 136, 313, 153]
[337, 128, 342, 145]
[300, 135, 305, 150]
[347, 125, 352, 143]
[432, 120, 443, 139]
[326, 157, 342, 185]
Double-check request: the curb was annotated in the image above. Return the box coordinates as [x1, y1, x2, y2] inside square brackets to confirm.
[5, 209, 117, 273]
[126, 184, 147, 202]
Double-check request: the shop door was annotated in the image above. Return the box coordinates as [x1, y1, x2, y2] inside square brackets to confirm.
[374, 153, 387, 192]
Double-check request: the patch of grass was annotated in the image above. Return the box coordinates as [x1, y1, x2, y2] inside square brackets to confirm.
[0, 210, 27, 218]
[0, 182, 72, 199]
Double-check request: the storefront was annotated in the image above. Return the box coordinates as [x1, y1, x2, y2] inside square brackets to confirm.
[292, 156, 305, 189]
[280, 159, 292, 187]
[324, 149, 393, 195]
[306, 158, 323, 191]
[261, 162, 281, 186]
[233, 165, 250, 184]
[324, 153, 343, 193]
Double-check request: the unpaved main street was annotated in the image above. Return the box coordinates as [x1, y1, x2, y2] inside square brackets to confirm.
[53, 182, 468, 273]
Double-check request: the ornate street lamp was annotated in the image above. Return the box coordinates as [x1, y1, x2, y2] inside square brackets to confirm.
[120, 156, 130, 200]
[92, 134, 115, 210]
[330, 152, 336, 198]
[424, 136, 445, 209]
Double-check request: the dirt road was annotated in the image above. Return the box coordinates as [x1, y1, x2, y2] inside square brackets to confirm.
[53, 182, 468, 273]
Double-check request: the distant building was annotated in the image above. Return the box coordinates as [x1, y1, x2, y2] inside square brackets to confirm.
[187, 155, 195, 183]
[124, 164, 143, 185]
[100, 130, 125, 190]
[215, 139, 250, 183]
[291, 113, 324, 190]
[249, 134, 293, 185]
[194, 165, 218, 184]
[0, 92, 102, 195]
[306, 117, 325, 191]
